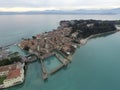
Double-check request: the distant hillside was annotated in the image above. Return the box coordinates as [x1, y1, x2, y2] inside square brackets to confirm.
[0, 8, 120, 15]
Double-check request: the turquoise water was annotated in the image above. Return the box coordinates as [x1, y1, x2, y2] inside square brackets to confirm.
[44, 56, 62, 73]
[0, 15, 120, 90]
[9, 45, 28, 56]
[0, 14, 120, 46]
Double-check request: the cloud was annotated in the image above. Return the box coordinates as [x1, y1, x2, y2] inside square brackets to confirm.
[0, 7, 58, 12]
[0, 0, 119, 11]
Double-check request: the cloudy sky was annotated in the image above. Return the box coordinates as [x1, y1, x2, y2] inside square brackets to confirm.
[0, 0, 120, 12]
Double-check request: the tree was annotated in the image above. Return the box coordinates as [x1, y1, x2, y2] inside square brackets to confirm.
[23, 45, 30, 51]
[32, 36, 36, 39]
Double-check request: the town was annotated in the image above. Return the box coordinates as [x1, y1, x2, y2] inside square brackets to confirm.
[0, 19, 120, 89]
[19, 19, 120, 80]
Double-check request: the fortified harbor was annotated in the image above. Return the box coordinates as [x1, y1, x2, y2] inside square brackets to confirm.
[18, 20, 120, 80]
[0, 19, 120, 88]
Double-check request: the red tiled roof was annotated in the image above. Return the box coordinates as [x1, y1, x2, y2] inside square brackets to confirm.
[7, 69, 20, 79]
[0, 66, 8, 72]
[0, 64, 16, 72]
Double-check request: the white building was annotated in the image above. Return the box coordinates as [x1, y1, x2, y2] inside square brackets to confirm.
[0, 63, 25, 89]
[3, 68, 24, 88]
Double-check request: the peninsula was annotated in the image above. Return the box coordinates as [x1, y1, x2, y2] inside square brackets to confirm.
[0, 19, 120, 89]
[19, 19, 120, 79]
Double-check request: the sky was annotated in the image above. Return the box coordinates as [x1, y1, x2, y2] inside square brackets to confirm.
[0, 0, 120, 12]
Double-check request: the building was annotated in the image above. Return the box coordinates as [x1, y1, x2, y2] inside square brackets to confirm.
[3, 68, 24, 88]
[0, 64, 16, 76]
[0, 62, 24, 89]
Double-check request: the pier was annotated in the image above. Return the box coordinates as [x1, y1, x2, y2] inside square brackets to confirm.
[37, 52, 70, 80]
[55, 50, 72, 63]
[66, 55, 72, 62]
[40, 59, 48, 80]
[55, 54, 69, 66]
[50, 64, 64, 75]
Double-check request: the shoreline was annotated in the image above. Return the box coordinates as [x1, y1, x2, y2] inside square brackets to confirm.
[0, 18, 120, 89]
[0, 30, 119, 89]
[79, 30, 120, 46]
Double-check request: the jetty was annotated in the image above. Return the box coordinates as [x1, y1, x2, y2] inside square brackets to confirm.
[55, 54, 69, 66]
[66, 55, 72, 62]
[50, 64, 64, 75]
[55, 50, 72, 63]
[40, 59, 48, 80]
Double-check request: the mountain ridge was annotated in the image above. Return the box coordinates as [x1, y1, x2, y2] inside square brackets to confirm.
[0, 8, 120, 15]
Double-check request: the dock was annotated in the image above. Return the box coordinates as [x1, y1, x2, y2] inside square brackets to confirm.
[55, 54, 69, 66]
[37, 51, 71, 80]
[54, 50, 72, 63]
[40, 59, 48, 80]
[50, 64, 64, 75]
[66, 55, 72, 62]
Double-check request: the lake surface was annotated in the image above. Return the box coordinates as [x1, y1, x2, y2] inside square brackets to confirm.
[0, 14, 120, 90]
